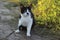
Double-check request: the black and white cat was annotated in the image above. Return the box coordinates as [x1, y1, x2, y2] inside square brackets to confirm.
[15, 4, 35, 36]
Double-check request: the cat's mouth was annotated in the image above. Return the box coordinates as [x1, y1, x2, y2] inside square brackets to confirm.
[22, 14, 29, 17]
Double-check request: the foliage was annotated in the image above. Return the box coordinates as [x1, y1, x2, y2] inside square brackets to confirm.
[33, 0, 60, 33]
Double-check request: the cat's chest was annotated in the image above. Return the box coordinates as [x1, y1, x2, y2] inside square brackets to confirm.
[21, 17, 32, 26]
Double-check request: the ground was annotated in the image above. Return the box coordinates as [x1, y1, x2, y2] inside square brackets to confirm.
[0, 1, 60, 40]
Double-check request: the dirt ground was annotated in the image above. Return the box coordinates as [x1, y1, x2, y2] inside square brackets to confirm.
[0, 21, 59, 40]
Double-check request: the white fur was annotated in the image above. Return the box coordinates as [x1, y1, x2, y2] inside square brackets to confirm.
[15, 9, 33, 36]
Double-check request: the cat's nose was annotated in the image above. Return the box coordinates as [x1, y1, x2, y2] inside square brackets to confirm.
[27, 13, 29, 15]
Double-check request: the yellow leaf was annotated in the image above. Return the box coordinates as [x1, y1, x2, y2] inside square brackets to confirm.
[52, 4, 56, 8]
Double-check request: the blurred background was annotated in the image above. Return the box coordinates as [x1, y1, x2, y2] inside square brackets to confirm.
[0, 0, 60, 40]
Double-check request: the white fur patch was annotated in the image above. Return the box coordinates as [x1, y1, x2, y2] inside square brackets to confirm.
[15, 29, 20, 33]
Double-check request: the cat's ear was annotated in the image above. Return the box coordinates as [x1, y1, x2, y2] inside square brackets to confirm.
[28, 4, 32, 9]
[20, 4, 24, 9]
